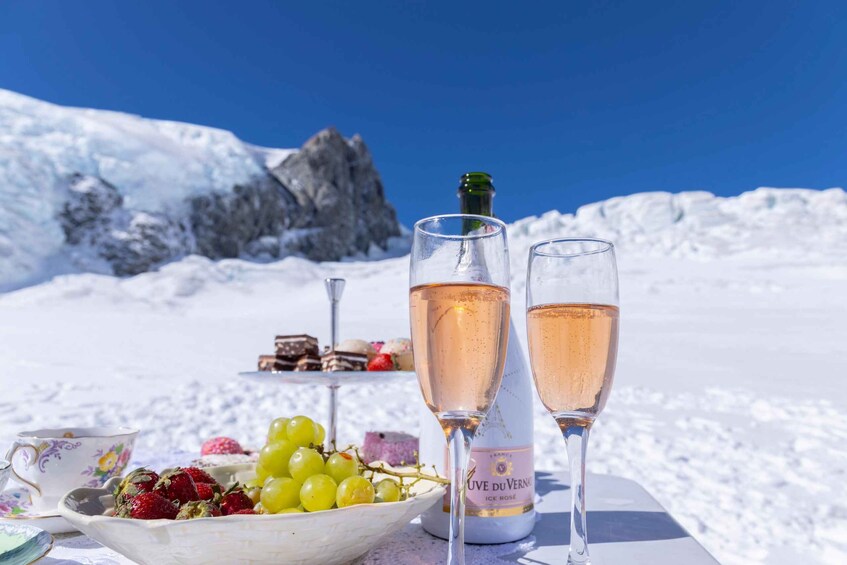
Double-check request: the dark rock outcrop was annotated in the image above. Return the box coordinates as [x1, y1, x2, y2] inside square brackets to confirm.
[56, 129, 403, 276]
[58, 174, 190, 276]
[60, 174, 123, 243]
[187, 175, 300, 259]
[98, 213, 189, 277]
[270, 128, 401, 260]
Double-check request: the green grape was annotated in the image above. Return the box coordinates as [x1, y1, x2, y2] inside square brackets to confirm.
[286, 416, 317, 447]
[288, 447, 325, 483]
[255, 463, 270, 482]
[336, 476, 375, 508]
[260, 477, 302, 513]
[245, 486, 262, 505]
[314, 422, 326, 445]
[325, 452, 360, 484]
[267, 417, 290, 443]
[277, 507, 303, 514]
[258, 439, 297, 478]
[244, 477, 263, 489]
[374, 479, 401, 503]
[299, 474, 337, 512]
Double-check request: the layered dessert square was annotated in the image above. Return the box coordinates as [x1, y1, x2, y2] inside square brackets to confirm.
[258, 355, 296, 371]
[321, 350, 368, 372]
[275, 334, 319, 358]
[295, 354, 322, 372]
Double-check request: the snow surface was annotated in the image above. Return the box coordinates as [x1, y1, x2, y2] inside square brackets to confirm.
[1, 187, 846, 564]
[0, 89, 295, 287]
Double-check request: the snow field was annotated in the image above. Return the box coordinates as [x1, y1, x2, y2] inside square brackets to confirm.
[2, 242, 845, 564]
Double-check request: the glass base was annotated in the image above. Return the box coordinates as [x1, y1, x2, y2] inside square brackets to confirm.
[420, 506, 536, 544]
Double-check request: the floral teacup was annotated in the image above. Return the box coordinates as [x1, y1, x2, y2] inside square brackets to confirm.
[5, 427, 138, 513]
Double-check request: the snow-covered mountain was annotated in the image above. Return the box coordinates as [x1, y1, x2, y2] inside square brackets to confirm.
[508, 187, 847, 262]
[0, 89, 401, 290]
[2, 88, 845, 293]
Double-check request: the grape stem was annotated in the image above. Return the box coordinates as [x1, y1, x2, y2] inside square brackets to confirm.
[347, 446, 451, 486]
[363, 462, 451, 485]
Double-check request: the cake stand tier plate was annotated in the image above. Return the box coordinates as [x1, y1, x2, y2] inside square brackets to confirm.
[238, 370, 415, 386]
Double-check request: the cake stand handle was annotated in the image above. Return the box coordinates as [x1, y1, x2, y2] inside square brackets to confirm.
[324, 278, 346, 449]
[327, 384, 339, 449]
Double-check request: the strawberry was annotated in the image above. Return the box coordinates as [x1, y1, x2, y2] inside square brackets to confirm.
[220, 485, 254, 515]
[367, 353, 396, 372]
[184, 467, 218, 485]
[114, 468, 160, 508]
[232, 508, 257, 515]
[154, 468, 200, 505]
[175, 500, 222, 519]
[201, 437, 244, 456]
[122, 492, 178, 520]
[196, 482, 221, 502]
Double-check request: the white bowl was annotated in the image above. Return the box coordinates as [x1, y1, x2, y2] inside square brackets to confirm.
[58, 463, 444, 565]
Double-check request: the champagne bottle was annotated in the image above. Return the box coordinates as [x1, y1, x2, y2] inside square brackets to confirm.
[419, 172, 536, 543]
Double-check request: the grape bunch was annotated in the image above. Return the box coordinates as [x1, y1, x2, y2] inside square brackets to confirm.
[251, 415, 403, 513]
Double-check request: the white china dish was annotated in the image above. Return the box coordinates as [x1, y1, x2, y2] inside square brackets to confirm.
[59, 463, 445, 565]
[0, 523, 53, 564]
[0, 488, 76, 534]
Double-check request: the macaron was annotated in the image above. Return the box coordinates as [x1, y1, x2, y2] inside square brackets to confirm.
[381, 338, 414, 371]
[336, 339, 378, 361]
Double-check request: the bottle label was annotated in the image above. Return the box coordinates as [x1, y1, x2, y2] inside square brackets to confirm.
[443, 445, 534, 517]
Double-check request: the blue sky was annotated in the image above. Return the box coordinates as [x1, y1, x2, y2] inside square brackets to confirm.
[1, 1, 845, 226]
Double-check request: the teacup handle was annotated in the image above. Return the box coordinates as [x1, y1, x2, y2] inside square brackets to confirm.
[6, 440, 42, 496]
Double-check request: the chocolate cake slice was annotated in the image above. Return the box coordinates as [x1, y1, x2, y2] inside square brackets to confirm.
[295, 354, 322, 372]
[258, 355, 295, 372]
[275, 357, 297, 371]
[275, 334, 319, 358]
[321, 350, 368, 372]
[258, 355, 276, 371]
[322, 355, 353, 372]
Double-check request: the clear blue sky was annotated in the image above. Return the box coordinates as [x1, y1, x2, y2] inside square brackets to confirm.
[1, 1, 845, 226]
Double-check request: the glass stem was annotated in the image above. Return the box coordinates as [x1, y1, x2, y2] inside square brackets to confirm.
[560, 418, 592, 565]
[446, 425, 474, 565]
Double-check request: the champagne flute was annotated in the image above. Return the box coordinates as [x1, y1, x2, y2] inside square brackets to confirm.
[410, 214, 511, 565]
[526, 238, 620, 565]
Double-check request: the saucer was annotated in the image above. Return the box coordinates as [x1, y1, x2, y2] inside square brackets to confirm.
[0, 523, 53, 564]
[0, 488, 77, 534]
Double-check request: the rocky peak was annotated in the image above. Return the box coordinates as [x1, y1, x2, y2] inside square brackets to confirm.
[53, 129, 403, 277]
[270, 127, 401, 260]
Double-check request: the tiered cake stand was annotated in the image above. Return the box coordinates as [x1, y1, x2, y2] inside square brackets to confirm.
[239, 278, 414, 448]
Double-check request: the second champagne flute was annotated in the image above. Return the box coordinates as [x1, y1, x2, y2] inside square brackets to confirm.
[409, 214, 511, 565]
[526, 238, 620, 565]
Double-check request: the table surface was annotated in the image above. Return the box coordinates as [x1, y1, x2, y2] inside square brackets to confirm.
[41, 471, 719, 565]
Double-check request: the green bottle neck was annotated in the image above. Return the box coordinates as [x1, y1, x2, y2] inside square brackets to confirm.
[457, 172, 495, 218]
